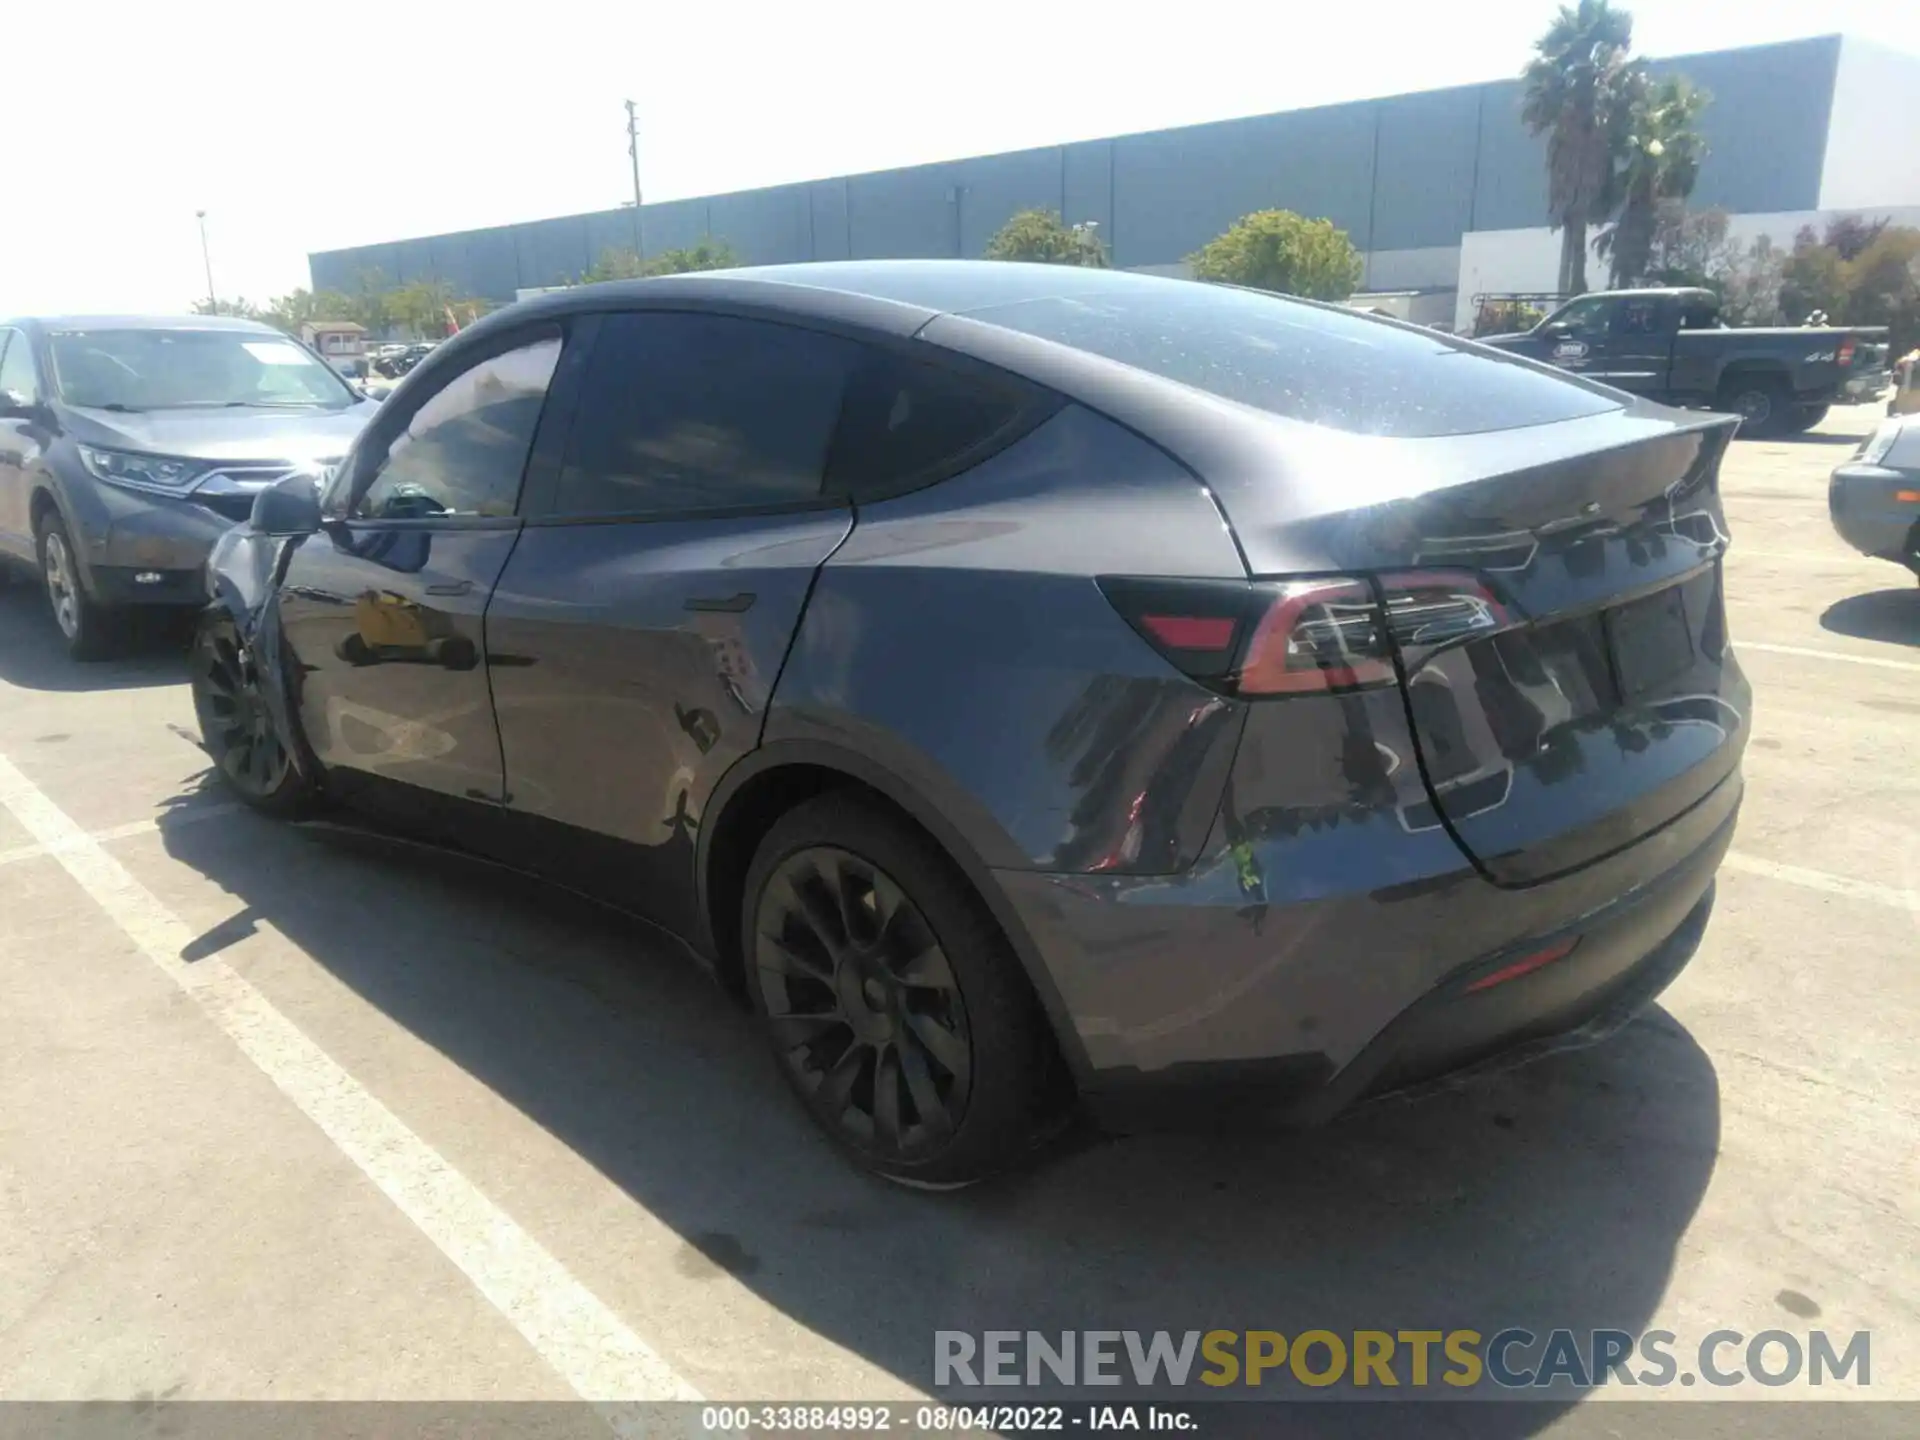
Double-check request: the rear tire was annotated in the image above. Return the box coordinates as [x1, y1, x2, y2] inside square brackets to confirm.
[35, 512, 119, 660]
[1719, 376, 1792, 436]
[1782, 403, 1829, 434]
[189, 610, 316, 818]
[742, 792, 1052, 1187]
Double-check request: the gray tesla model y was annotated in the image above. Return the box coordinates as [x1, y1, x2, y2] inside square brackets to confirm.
[195, 262, 1748, 1185]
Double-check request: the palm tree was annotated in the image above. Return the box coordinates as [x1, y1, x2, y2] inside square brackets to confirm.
[1522, 0, 1640, 296]
[1597, 76, 1710, 287]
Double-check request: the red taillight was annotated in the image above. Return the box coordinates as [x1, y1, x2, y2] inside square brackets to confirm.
[1465, 936, 1580, 993]
[1837, 336, 1856, 367]
[1098, 570, 1510, 698]
[1239, 579, 1394, 694]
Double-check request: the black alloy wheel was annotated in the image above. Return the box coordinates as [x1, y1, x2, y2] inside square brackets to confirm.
[191, 614, 308, 813]
[753, 844, 973, 1162]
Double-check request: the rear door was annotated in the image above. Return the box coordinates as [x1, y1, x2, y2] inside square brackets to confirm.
[485, 308, 863, 937]
[279, 324, 564, 806]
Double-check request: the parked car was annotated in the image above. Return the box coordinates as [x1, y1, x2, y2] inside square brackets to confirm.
[1481, 287, 1889, 435]
[0, 315, 377, 657]
[1829, 417, 1920, 580]
[196, 262, 1748, 1185]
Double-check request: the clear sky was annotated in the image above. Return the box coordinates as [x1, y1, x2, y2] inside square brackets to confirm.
[5, 0, 1916, 317]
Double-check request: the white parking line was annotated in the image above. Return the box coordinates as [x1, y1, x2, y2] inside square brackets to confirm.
[1739, 641, 1920, 673]
[1725, 549, 1871, 564]
[0, 801, 242, 869]
[0, 754, 700, 1423]
[1723, 851, 1920, 916]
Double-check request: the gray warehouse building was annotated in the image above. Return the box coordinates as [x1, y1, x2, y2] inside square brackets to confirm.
[312, 33, 1920, 332]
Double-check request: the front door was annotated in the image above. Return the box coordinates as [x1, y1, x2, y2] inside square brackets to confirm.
[1587, 294, 1671, 395]
[278, 326, 566, 807]
[484, 309, 863, 936]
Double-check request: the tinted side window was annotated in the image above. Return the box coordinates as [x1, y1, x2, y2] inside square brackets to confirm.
[553, 312, 857, 518]
[826, 349, 1031, 502]
[355, 333, 561, 520]
[1549, 297, 1614, 333]
[0, 330, 39, 402]
[1612, 299, 1663, 335]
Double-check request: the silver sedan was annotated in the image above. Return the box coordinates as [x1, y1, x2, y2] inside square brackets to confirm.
[1829, 417, 1920, 581]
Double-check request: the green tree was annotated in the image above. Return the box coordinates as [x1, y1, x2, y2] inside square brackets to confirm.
[1188, 210, 1362, 300]
[190, 298, 266, 321]
[257, 287, 360, 335]
[383, 278, 459, 338]
[1596, 75, 1710, 287]
[1840, 226, 1920, 354]
[582, 238, 739, 283]
[640, 237, 738, 276]
[1718, 235, 1787, 325]
[582, 247, 650, 282]
[1522, 0, 1641, 295]
[984, 209, 1109, 267]
[1779, 226, 1849, 324]
[1643, 204, 1734, 288]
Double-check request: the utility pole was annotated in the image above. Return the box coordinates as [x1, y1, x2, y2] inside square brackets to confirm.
[624, 100, 645, 261]
[195, 210, 216, 312]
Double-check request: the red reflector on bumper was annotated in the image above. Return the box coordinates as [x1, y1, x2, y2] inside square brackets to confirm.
[1141, 614, 1237, 651]
[1465, 937, 1581, 993]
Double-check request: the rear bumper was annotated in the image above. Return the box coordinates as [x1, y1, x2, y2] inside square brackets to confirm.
[1829, 494, 1920, 568]
[998, 763, 1740, 1133]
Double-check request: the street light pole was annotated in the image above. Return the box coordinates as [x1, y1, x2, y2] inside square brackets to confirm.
[624, 100, 645, 261]
[195, 210, 216, 312]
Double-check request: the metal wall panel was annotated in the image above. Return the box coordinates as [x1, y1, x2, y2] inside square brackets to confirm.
[707, 183, 813, 264]
[1648, 36, 1837, 214]
[1110, 101, 1377, 268]
[847, 162, 966, 259]
[1371, 84, 1481, 251]
[809, 180, 852, 261]
[952, 146, 1070, 257]
[310, 37, 1844, 300]
[1062, 139, 1114, 238]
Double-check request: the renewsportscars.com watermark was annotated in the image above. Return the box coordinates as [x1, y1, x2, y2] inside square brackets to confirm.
[934, 1328, 1872, 1392]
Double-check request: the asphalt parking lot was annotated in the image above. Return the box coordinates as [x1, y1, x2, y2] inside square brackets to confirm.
[1, 406, 1915, 1434]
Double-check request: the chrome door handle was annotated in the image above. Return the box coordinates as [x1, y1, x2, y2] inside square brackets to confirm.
[425, 580, 473, 597]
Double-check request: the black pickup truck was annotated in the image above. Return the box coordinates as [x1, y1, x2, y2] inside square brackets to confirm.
[1483, 287, 1889, 435]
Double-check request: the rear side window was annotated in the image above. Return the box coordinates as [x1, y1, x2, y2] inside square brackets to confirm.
[554, 311, 858, 518]
[965, 282, 1621, 438]
[826, 350, 1034, 502]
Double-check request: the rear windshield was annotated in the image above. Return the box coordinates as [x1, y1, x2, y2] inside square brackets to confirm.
[961, 283, 1623, 438]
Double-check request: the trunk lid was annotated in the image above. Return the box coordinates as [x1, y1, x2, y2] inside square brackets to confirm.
[1208, 409, 1748, 886]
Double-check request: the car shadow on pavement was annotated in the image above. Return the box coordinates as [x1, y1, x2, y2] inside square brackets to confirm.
[0, 581, 193, 692]
[159, 798, 1722, 1437]
[1819, 587, 1920, 648]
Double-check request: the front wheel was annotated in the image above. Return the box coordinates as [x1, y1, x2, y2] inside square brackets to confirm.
[36, 512, 119, 660]
[743, 794, 1055, 1187]
[190, 611, 316, 817]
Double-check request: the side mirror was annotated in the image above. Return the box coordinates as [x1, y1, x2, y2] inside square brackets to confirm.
[252, 471, 323, 536]
[1540, 321, 1571, 339]
[0, 388, 41, 421]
